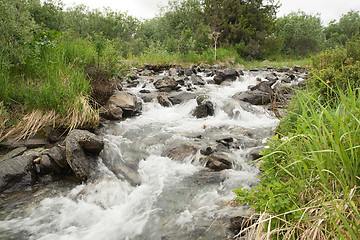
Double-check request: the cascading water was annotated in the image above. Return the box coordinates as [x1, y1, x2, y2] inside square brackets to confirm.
[0, 70, 279, 240]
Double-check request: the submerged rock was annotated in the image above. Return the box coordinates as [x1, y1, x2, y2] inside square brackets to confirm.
[168, 91, 195, 105]
[165, 143, 199, 162]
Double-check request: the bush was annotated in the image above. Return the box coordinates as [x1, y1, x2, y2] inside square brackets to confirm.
[309, 37, 360, 102]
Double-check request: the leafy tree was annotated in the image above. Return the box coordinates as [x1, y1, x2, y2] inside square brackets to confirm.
[203, 0, 280, 59]
[28, 0, 65, 32]
[277, 11, 325, 56]
[324, 10, 360, 48]
[0, 0, 37, 68]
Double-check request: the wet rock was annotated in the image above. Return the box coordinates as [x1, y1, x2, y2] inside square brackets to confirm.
[249, 80, 275, 95]
[154, 76, 180, 92]
[169, 68, 178, 77]
[196, 94, 210, 105]
[100, 91, 142, 120]
[224, 68, 239, 81]
[200, 146, 216, 156]
[230, 215, 259, 235]
[273, 82, 292, 95]
[165, 143, 199, 162]
[0, 154, 34, 192]
[139, 92, 156, 103]
[292, 65, 302, 72]
[248, 147, 264, 161]
[0, 136, 49, 149]
[184, 68, 195, 76]
[233, 90, 271, 105]
[78, 134, 104, 154]
[175, 78, 185, 86]
[39, 154, 62, 174]
[168, 91, 195, 105]
[193, 101, 215, 118]
[190, 74, 206, 85]
[43, 145, 67, 168]
[139, 89, 151, 94]
[213, 72, 226, 85]
[65, 130, 104, 181]
[0, 147, 27, 163]
[157, 93, 172, 107]
[204, 153, 233, 171]
[127, 74, 138, 80]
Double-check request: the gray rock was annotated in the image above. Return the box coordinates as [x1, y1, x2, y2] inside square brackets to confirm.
[0, 154, 34, 192]
[193, 101, 215, 118]
[249, 81, 275, 95]
[0, 147, 27, 163]
[168, 91, 195, 105]
[233, 90, 271, 105]
[139, 92, 156, 103]
[78, 135, 104, 155]
[203, 153, 233, 171]
[44, 145, 67, 168]
[169, 68, 178, 77]
[154, 76, 179, 92]
[65, 130, 104, 181]
[213, 72, 225, 85]
[196, 94, 210, 105]
[0, 136, 48, 149]
[157, 93, 172, 107]
[39, 154, 62, 174]
[184, 69, 194, 76]
[191, 74, 206, 85]
[165, 144, 199, 162]
[100, 91, 142, 120]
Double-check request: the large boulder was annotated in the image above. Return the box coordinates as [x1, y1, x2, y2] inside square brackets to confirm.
[233, 90, 271, 105]
[100, 91, 142, 120]
[154, 76, 180, 92]
[65, 130, 104, 181]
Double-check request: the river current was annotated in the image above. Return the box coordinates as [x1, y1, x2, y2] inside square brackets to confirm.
[0, 70, 279, 239]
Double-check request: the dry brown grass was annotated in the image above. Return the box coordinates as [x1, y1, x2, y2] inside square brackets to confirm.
[234, 188, 359, 240]
[0, 97, 99, 142]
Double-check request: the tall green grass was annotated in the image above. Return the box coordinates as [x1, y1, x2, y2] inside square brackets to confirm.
[235, 85, 360, 238]
[0, 37, 95, 114]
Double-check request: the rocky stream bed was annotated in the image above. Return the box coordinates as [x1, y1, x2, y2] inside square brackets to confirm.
[0, 65, 307, 239]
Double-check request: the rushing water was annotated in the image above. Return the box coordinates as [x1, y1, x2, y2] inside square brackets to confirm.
[0, 70, 279, 240]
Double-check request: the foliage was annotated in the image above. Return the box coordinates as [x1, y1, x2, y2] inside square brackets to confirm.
[203, 0, 280, 59]
[235, 38, 360, 239]
[309, 37, 360, 103]
[277, 11, 325, 56]
[0, 0, 37, 68]
[325, 11, 360, 48]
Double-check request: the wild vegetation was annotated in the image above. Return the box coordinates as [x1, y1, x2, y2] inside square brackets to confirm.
[234, 37, 360, 239]
[0, 1, 360, 237]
